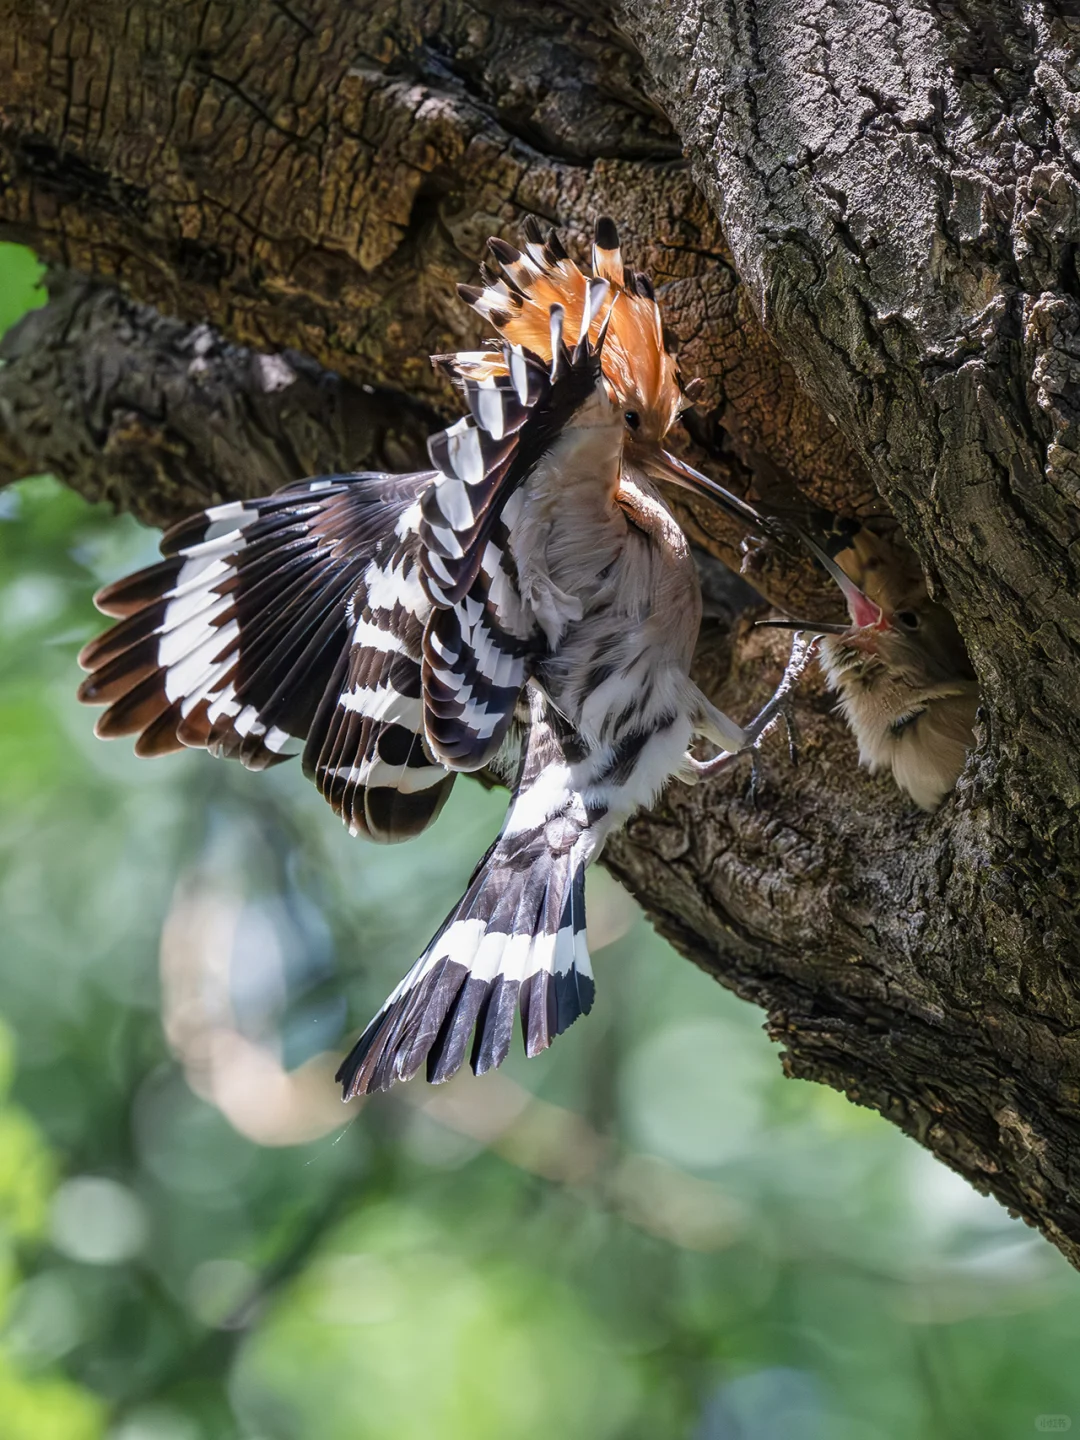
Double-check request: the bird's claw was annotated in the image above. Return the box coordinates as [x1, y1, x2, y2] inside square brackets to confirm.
[688, 632, 819, 786]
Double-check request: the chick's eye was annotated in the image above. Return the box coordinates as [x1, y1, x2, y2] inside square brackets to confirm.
[623, 410, 640, 431]
[895, 610, 920, 630]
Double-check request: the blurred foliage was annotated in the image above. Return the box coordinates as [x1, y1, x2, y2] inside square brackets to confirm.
[0, 242, 45, 335]
[2, 242, 1080, 1440]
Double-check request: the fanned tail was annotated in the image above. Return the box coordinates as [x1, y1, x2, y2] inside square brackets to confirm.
[337, 693, 597, 1097]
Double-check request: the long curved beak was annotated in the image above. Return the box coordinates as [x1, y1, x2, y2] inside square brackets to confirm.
[645, 449, 780, 535]
[647, 447, 885, 632]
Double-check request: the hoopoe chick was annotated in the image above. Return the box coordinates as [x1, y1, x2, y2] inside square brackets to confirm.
[808, 524, 978, 810]
[77, 217, 779, 1098]
[752, 515, 978, 809]
[634, 456, 979, 809]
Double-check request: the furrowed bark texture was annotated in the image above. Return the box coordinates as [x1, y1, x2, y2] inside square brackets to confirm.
[3, 0, 1080, 1263]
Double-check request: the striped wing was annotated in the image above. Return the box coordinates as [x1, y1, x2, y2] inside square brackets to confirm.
[80, 481, 374, 767]
[303, 521, 456, 842]
[422, 507, 534, 770]
[79, 472, 454, 843]
[420, 354, 542, 771]
[419, 321, 603, 771]
[420, 350, 544, 598]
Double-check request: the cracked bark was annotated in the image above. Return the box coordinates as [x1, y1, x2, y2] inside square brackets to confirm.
[3, 0, 1080, 1266]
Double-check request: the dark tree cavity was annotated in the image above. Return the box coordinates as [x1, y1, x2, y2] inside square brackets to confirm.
[3, 1, 1080, 1265]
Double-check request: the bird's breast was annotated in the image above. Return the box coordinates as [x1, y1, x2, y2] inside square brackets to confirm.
[508, 421, 626, 647]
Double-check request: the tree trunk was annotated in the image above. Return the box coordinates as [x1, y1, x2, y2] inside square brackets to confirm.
[4, 0, 1080, 1265]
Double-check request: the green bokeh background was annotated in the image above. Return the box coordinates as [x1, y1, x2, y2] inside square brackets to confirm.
[1, 242, 1078, 1439]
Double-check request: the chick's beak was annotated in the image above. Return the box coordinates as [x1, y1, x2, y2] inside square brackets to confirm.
[792, 527, 885, 631]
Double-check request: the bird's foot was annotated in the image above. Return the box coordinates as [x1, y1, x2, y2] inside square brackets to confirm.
[688, 632, 819, 784]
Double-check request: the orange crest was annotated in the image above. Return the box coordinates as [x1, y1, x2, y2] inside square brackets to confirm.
[446, 217, 693, 443]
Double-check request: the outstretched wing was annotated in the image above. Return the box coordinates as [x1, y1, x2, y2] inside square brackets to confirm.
[80, 480, 380, 767]
[78, 472, 456, 842]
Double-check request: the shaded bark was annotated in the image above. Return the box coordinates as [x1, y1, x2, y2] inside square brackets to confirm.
[3, 0, 1080, 1265]
[0, 274, 435, 523]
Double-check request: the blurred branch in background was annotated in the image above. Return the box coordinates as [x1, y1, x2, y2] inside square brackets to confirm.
[159, 856, 741, 1252]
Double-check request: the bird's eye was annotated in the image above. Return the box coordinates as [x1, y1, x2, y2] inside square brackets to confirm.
[624, 411, 640, 431]
[895, 610, 920, 630]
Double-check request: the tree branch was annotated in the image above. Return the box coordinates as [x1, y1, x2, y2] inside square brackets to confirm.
[0, 273, 434, 524]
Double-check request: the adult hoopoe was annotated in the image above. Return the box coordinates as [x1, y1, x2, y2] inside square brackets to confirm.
[77, 217, 799, 1096]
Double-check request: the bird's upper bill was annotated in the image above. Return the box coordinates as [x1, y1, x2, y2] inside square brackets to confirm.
[642, 450, 888, 639]
[453, 216, 687, 442]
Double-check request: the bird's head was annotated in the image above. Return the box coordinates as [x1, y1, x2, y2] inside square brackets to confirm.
[451, 215, 698, 454]
[822, 526, 974, 687]
[448, 214, 802, 537]
[778, 522, 974, 690]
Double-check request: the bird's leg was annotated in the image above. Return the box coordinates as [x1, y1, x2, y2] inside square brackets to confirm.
[780, 690, 802, 766]
[687, 632, 821, 782]
[747, 697, 800, 804]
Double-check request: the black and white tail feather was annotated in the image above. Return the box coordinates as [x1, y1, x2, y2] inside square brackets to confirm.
[336, 688, 596, 1095]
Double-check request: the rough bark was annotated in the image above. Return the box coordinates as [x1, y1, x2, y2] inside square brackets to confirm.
[0, 274, 437, 522]
[3, 1, 1080, 1265]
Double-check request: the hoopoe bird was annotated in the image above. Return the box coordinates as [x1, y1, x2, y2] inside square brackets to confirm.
[77, 217, 794, 1097]
[762, 520, 978, 810]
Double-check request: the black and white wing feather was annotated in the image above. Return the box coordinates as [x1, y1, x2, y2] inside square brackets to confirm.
[419, 325, 602, 771]
[81, 481, 373, 766]
[78, 472, 455, 842]
[303, 509, 456, 842]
